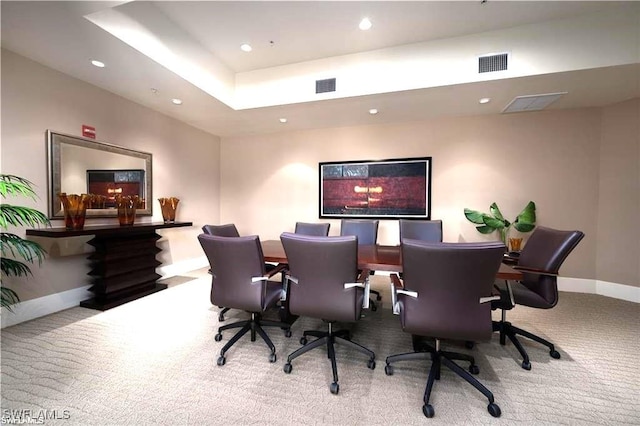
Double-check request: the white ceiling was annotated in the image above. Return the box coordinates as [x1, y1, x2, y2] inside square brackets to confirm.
[1, 1, 638, 138]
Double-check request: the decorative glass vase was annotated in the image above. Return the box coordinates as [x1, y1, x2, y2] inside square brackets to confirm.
[58, 193, 90, 230]
[116, 195, 138, 226]
[158, 197, 180, 223]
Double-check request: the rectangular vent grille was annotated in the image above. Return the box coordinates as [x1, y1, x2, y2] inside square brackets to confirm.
[479, 53, 508, 73]
[316, 78, 336, 94]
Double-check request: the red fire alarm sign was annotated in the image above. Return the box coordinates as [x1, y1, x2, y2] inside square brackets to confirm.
[82, 125, 96, 139]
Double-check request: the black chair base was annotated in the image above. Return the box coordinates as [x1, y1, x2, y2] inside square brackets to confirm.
[492, 320, 560, 370]
[215, 313, 291, 365]
[385, 344, 499, 418]
[218, 307, 230, 322]
[283, 323, 375, 394]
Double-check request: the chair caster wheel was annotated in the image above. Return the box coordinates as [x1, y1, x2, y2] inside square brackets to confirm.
[550, 349, 561, 359]
[299, 337, 308, 345]
[367, 359, 376, 370]
[488, 403, 501, 417]
[521, 360, 532, 370]
[422, 404, 434, 418]
[284, 329, 292, 338]
[330, 382, 339, 395]
[376, 295, 382, 301]
[214, 333, 222, 342]
[283, 362, 292, 374]
[217, 356, 226, 366]
[465, 341, 475, 349]
[384, 365, 394, 376]
[469, 364, 480, 375]
[268, 353, 277, 363]
[218, 314, 225, 322]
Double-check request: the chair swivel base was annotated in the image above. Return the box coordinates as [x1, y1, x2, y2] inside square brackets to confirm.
[283, 324, 375, 394]
[214, 313, 291, 365]
[385, 347, 500, 418]
[492, 320, 560, 370]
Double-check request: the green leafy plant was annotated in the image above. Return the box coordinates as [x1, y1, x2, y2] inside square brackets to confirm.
[464, 201, 536, 244]
[1, 175, 50, 311]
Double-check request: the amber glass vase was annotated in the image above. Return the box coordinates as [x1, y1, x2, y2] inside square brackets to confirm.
[58, 193, 90, 230]
[158, 197, 180, 223]
[116, 195, 139, 226]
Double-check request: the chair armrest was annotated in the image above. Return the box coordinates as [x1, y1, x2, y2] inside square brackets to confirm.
[389, 273, 418, 315]
[344, 272, 371, 310]
[480, 295, 501, 304]
[266, 263, 288, 278]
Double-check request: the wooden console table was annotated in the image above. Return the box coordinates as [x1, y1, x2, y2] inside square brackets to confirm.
[26, 221, 192, 310]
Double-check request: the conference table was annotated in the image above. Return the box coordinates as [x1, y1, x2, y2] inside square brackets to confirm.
[261, 239, 522, 326]
[261, 240, 522, 279]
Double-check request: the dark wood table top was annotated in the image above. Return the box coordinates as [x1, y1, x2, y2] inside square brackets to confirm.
[261, 240, 522, 280]
[26, 221, 192, 238]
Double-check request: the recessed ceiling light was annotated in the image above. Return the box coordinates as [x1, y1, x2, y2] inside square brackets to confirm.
[479, 97, 491, 104]
[171, 98, 183, 105]
[369, 108, 378, 115]
[240, 43, 252, 52]
[91, 60, 105, 68]
[279, 118, 287, 123]
[150, 88, 158, 94]
[359, 18, 372, 31]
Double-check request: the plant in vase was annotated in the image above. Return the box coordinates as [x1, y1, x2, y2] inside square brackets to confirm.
[464, 201, 536, 251]
[0, 175, 50, 311]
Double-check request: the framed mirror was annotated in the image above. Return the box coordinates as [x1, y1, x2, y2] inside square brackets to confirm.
[46, 130, 153, 219]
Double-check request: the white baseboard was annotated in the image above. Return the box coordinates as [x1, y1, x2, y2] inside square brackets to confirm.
[157, 256, 208, 279]
[553, 277, 639, 303]
[1, 285, 92, 329]
[1, 256, 210, 329]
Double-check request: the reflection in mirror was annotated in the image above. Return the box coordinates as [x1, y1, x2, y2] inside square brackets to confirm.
[47, 130, 152, 219]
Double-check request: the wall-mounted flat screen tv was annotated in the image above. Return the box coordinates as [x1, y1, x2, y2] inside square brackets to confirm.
[319, 157, 432, 219]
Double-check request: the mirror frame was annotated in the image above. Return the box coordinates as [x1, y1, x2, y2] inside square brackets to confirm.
[46, 130, 153, 219]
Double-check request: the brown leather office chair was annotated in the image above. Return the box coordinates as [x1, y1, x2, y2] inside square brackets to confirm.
[385, 240, 505, 418]
[198, 234, 292, 366]
[492, 226, 584, 370]
[340, 219, 381, 310]
[399, 219, 443, 243]
[280, 232, 376, 395]
[202, 223, 239, 237]
[294, 221, 330, 236]
[202, 224, 240, 321]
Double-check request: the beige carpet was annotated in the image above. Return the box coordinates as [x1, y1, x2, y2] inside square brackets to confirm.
[2, 274, 639, 425]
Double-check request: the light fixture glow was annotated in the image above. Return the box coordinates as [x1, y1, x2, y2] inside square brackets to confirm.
[240, 43, 252, 52]
[91, 60, 105, 68]
[479, 97, 491, 104]
[359, 18, 372, 30]
[171, 98, 183, 105]
[369, 108, 378, 115]
[279, 118, 287, 123]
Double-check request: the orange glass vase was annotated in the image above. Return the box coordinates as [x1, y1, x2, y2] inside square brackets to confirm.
[116, 195, 139, 226]
[58, 193, 90, 230]
[158, 197, 180, 223]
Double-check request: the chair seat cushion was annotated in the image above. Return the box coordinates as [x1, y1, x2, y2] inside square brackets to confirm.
[492, 280, 553, 309]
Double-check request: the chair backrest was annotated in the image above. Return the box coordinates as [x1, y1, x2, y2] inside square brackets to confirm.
[294, 222, 330, 236]
[400, 240, 505, 342]
[340, 219, 379, 245]
[202, 223, 240, 237]
[280, 232, 361, 322]
[197, 234, 266, 312]
[399, 219, 443, 243]
[517, 226, 585, 306]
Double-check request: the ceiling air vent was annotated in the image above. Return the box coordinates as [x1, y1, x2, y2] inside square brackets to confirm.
[316, 78, 336, 94]
[502, 92, 568, 113]
[478, 53, 508, 73]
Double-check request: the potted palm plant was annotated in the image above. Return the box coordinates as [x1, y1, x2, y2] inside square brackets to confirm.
[1, 175, 50, 311]
[464, 201, 536, 248]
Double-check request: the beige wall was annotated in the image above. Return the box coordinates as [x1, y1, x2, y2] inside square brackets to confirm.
[597, 99, 640, 286]
[221, 108, 627, 282]
[1, 49, 221, 301]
